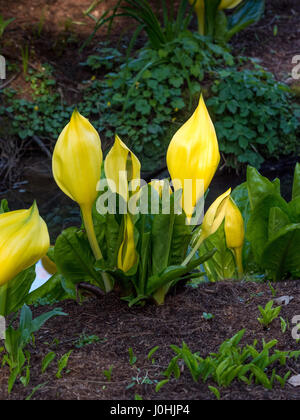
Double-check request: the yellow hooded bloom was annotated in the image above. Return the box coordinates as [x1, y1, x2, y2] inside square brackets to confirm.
[0, 202, 50, 287]
[104, 135, 141, 201]
[52, 110, 112, 292]
[182, 188, 231, 266]
[117, 214, 138, 273]
[167, 95, 220, 220]
[224, 197, 244, 276]
[52, 109, 102, 207]
[149, 180, 172, 198]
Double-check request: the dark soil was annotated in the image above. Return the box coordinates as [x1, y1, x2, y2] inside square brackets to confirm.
[1, 281, 300, 400]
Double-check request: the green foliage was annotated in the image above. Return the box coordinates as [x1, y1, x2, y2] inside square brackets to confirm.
[0, 35, 233, 170]
[83, 0, 196, 50]
[207, 63, 300, 168]
[157, 329, 300, 396]
[0, 14, 14, 38]
[74, 333, 101, 348]
[41, 351, 56, 373]
[1, 305, 66, 392]
[103, 365, 114, 382]
[207, 0, 265, 43]
[81, 34, 233, 162]
[244, 164, 300, 281]
[56, 350, 73, 379]
[257, 301, 281, 327]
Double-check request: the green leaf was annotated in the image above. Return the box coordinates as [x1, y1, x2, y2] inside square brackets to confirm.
[0, 266, 36, 316]
[56, 350, 73, 379]
[226, 0, 265, 41]
[261, 223, 300, 280]
[247, 166, 281, 210]
[268, 207, 290, 240]
[54, 227, 105, 291]
[41, 352, 56, 373]
[292, 162, 300, 200]
[199, 222, 236, 282]
[26, 273, 73, 305]
[247, 195, 290, 264]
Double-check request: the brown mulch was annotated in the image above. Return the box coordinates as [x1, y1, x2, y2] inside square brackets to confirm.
[1, 280, 300, 400]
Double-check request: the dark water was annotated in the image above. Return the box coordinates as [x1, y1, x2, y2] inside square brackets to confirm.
[0, 155, 298, 243]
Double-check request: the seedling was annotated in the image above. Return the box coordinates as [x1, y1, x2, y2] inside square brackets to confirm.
[257, 301, 281, 328]
[56, 350, 72, 379]
[103, 365, 113, 382]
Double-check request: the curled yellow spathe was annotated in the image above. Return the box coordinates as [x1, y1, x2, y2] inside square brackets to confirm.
[104, 135, 141, 201]
[224, 197, 245, 276]
[52, 110, 112, 293]
[0, 202, 50, 287]
[117, 214, 138, 273]
[149, 180, 172, 198]
[182, 188, 231, 266]
[52, 109, 102, 207]
[167, 95, 220, 220]
[201, 188, 232, 240]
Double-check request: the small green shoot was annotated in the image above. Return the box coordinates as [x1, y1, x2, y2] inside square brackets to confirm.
[257, 301, 281, 328]
[56, 350, 72, 379]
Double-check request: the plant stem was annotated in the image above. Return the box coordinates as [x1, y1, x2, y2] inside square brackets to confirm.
[234, 248, 244, 279]
[0, 282, 8, 317]
[80, 204, 113, 292]
[181, 232, 206, 267]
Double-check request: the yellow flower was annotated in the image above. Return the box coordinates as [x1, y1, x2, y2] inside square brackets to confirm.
[52, 110, 112, 291]
[52, 109, 102, 208]
[34, 105, 39, 111]
[117, 214, 138, 272]
[107, 101, 111, 107]
[104, 135, 141, 201]
[167, 95, 220, 220]
[182, 188, 231, 266]
[149, 180, 172, 198]
[224, 197, 244, 276]
[0, 202, 50, 287]
[219, 0, 242, 10]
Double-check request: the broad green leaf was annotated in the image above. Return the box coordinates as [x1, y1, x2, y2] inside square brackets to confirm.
[247, 194, 289, 264]
[54, 227, 105, 290]
[226, 0, 265, 41]
[268, 207, 290, 240]
[0, 266, 36, 316]
[288, 196, 300, 222]
[168, 213, 192, 266]
[151, 211, 175, 275]
[292, 162, 300, 200]
[261, 223, 300, 281]
[247, 166, 280, 210]
[198, 223, 236, 282]
[204, 0, 221, 37]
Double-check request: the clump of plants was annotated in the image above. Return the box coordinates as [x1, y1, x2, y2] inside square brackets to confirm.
[198, 163, 300, 282]
[157, 329, 300, 399]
